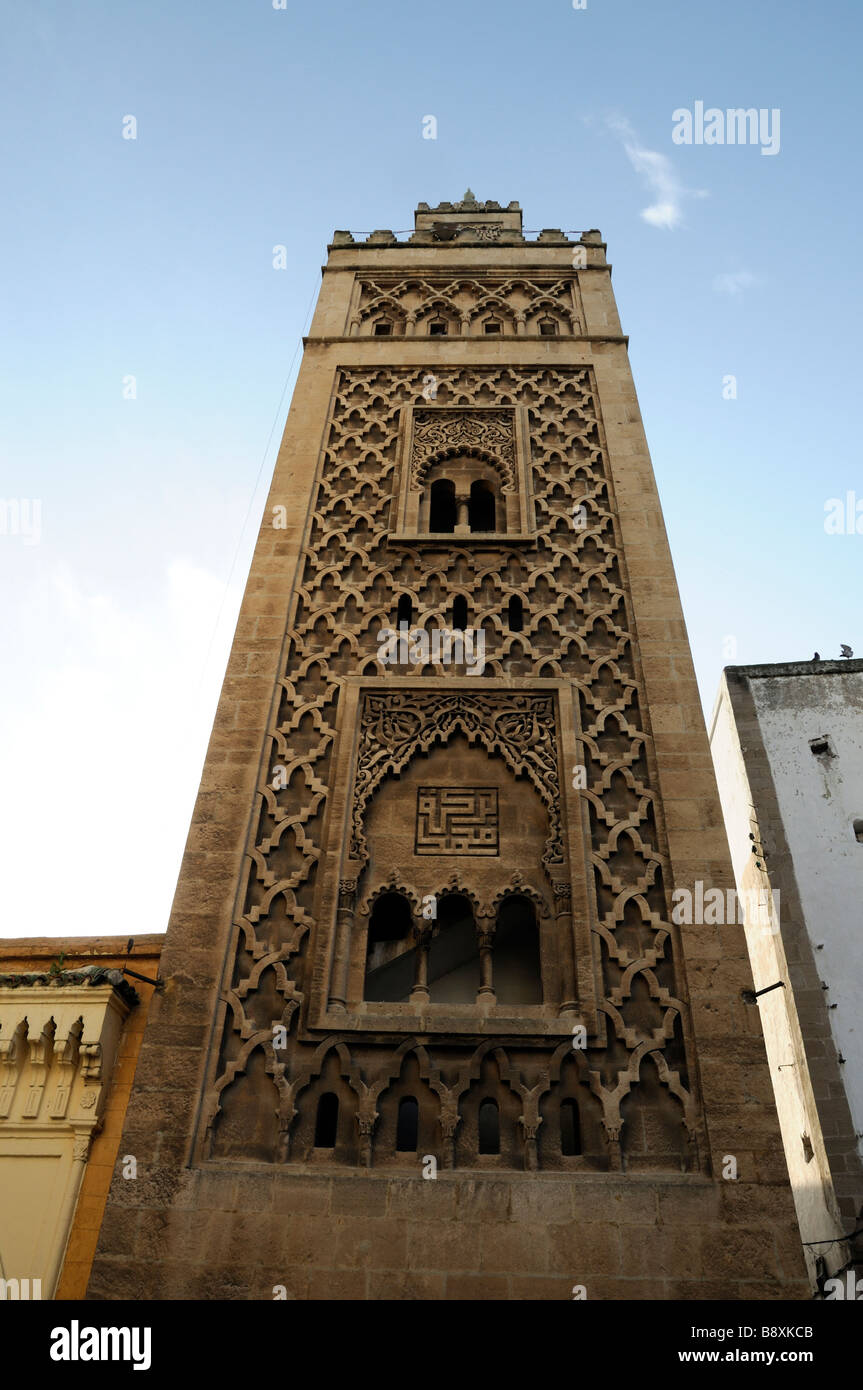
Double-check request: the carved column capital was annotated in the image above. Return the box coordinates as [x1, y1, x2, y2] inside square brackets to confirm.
[552, 881, 572, 909]
[440, 1109, 460, 1140]
[357, 1108, 378, 1169]
[72, 1130, 94, 1163]
[520, 1115, 541, 1142]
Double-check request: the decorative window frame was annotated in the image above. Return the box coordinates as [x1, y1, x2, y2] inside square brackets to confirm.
[305, 677, 601, 1042]
[390, 405, 535, 542]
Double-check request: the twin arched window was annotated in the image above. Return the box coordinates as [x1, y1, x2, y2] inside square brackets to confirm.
[426, 471, 500, 534]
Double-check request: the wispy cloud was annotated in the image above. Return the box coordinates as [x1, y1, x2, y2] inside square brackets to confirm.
[713, 271, 760, 296]
[605, 116, 706, 230]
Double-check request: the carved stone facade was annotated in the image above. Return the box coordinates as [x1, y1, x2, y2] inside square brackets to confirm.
[190, 355, 699, 1179]
[89, 199, 808, 1300]
[352, 274, 583, 338]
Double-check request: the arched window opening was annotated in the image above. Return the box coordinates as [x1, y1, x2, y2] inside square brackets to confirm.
[853, 818, 863, 844]
[508, 595, 524, 632]
[484, 319, 502, 335]
[493, 895, 543, 1004]
[560, 1098, 581, 1156]
[374, 319, 392, 336]
[538, 317, 557, 336]
[452, 594, 468, 630]
[429, 320, 447, 336]
[365, 892, 415, 1003]
[478, 1099, 500, 1155]
[314, 1092, 339, 1148]
[469, 479, 496, 533]
[396, 593, 412, 627]
[396, 1096, 419, 1152]
[429, 478, 456, 533]
[428, 893, 479, 1003]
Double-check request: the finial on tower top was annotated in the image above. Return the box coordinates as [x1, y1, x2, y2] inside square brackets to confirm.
[462, 188, 477, 204]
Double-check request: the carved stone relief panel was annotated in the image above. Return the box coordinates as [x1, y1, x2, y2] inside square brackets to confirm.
[351, 274, 583, 337]
[393, 405, 532, 537]
[198, 365, 705, 1176]
[415, 787, 499, 856]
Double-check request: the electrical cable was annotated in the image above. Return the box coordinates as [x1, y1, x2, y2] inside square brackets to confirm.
[802, 1225, 863, 1248]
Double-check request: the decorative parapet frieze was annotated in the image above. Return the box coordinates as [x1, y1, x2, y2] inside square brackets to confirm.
[0, 984, 131, 1128]
[0, 980, 135, 1297]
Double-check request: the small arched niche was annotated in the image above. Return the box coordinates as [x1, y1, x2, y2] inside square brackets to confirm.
[456, 1054, 521, 1168]
[537, 1056, 607, 1171]
[290, 1052, 359, 1165]
[374, 1053, 441, 1166]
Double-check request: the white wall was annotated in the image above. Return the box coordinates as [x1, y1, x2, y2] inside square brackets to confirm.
[710, 675, 849, 1284]
[749, 669, 863, 1153]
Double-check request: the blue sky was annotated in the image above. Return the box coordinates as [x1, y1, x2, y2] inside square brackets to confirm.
[1, 0, 860, 937]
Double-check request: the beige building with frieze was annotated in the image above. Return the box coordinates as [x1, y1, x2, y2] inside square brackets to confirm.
[0, 937, 161, 1299]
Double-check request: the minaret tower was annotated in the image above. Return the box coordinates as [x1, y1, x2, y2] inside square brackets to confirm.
[90, 197, 807, 1300]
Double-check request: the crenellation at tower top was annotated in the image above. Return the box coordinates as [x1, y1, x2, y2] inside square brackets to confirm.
[331, 195, 604, 253]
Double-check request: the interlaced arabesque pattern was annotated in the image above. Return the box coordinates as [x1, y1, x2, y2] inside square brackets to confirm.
[354, 275, 582, 335]
[202, 366, 701, 1173]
